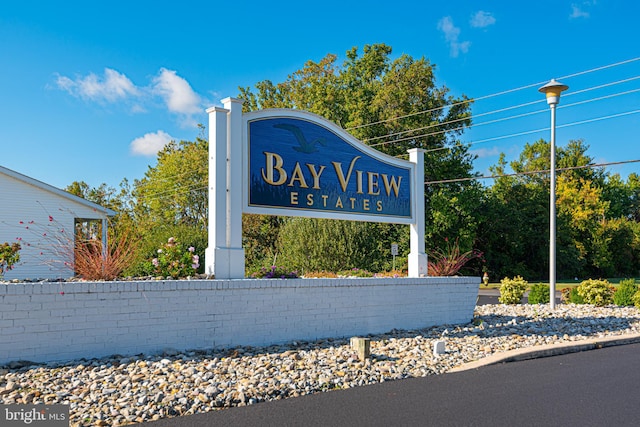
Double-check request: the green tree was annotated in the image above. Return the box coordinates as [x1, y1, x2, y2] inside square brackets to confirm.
[482, 138, 640, 279]
[556, 175, 609, 277]
[603, 173, 640, 221]
[240, 44, 480, 272]
[133, 138, 208, 231]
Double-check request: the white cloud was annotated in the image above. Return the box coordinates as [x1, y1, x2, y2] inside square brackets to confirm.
[470, 146, 501, 159]
[56, 67, 205, 130]
[570, 1, 595, 19]
[56, 68, 140, 103]
[152, 68, 202, 126]
[437, 16, 471, 58]
[130, 130, 174, 156]
[470, 11, 496, 28]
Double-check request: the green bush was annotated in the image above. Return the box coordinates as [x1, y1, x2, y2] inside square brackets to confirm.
[576, 279, 614, 306]
[527, 283, 550, 304]
[567, 287, 585, 304]
[0, 242, 21, 277]
[125, 225, 206, 277]
[151, 237, 200, 278]
[275, 218, 387, 273]
[499, 275, 528, 304]
[633, 289, 640, 309]
[613, 279, 638, 307]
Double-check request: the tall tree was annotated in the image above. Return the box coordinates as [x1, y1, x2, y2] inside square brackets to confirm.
[133, 138, 208, 231]
[482, 138, 640, 279]
[240, 44, 481, 271]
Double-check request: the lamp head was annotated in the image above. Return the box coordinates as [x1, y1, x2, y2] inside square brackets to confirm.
[538, 79, 569, 105]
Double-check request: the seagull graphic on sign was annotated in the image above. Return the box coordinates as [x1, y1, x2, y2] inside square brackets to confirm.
[274, 123, 327, 153]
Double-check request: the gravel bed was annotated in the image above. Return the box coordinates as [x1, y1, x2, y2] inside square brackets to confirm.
[2, 303, 639, 426]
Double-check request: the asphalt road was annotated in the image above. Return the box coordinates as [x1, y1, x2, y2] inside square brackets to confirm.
[139, 342, 640, 427]
[476, 288, 562, 305]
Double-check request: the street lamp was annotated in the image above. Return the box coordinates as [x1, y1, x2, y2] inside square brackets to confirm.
[538, 79, 569, 310]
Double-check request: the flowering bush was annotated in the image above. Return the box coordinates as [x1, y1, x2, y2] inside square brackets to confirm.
[250, 265, 298, 279]
[0, 242, 21, 277]
[152, 237, 200, 278]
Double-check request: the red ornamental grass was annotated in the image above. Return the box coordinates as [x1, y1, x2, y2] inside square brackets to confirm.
[73, 229, 138, 280]
[427, 238, 483, 277]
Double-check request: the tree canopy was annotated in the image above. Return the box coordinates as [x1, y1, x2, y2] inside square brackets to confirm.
[240, 43, 482, 267]
[62, 44, 640, 281]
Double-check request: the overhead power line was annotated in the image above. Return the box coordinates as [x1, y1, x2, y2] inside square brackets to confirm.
[136, 105, 640, 203]
[368, 78, 640, 147]
[424, 159, 640, 185]
[347, 56, 640, 132]
[402, 108, 640, 156]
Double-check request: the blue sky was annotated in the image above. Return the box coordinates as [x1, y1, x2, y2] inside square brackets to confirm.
[1, 0, 639, 190]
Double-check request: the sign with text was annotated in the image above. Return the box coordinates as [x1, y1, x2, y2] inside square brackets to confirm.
[245, 112, 414, 224]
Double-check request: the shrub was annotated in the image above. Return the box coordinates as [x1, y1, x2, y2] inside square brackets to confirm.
[613, 279, 638, 307]
[14, 214, 137, 280]
[633, 289, 640, 309]
[0, 242, 21, 277]
[561, 287, 586, 304]
[576, 279, 614, 306]
[152, 237, 200, 278]
[275, 218, 384, 273]
[499, 275, 528, 304]
[527, 283, 550, 304]
[126, 225, 206, 277]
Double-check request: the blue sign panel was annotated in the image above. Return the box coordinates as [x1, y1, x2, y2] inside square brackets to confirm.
[247, 115, 413, 221]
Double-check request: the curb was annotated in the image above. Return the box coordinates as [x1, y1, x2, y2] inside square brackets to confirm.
[448, 332, 640, 373]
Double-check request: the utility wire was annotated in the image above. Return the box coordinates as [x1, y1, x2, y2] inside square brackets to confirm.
[134, 156, 640, 204]
[424, 159, 640, 185]
[134, 106, 640, 203]
[347, 56, 640, 131]
[389, 107, 640, 156]
[367, 78, 640, 147]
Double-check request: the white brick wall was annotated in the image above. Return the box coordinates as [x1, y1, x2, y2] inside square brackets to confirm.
[0, 277, 479, 364]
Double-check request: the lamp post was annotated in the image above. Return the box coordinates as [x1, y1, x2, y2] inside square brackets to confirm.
[538, 79, 569, 310]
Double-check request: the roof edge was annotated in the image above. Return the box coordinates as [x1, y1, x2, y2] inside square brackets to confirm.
[0, 165, 117, 217]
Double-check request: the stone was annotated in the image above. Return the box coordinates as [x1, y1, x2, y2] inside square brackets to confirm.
[1, 304, 639, 426]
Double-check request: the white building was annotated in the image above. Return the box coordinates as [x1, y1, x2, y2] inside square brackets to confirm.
[0, 166, 115, 280]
